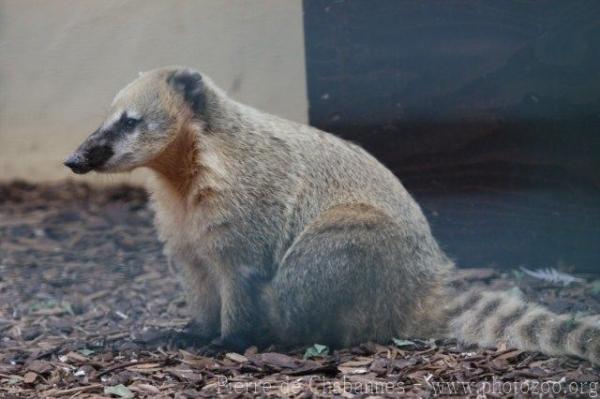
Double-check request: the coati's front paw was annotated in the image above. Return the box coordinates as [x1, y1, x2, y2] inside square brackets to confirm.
[166, 320, 218, 349]
[167, 330, 212, 349]
[134, 327, 212, 349]
[198, 333, 252, 355]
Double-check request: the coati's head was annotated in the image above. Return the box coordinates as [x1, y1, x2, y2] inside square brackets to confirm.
[64, 67, 207, 174]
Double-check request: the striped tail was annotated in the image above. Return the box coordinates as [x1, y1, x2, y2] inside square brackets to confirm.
[446, 290, 600, 364]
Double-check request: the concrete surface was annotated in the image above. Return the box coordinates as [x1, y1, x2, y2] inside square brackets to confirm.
[0, 0, 307, 183]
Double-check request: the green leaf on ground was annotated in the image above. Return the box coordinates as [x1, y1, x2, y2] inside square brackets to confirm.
[29, 299, 58, 312]
[61, 301, 75, 315]
[392, 338, 416, 347]
[78, 348, 95, 356]
[512, 269, 524, 280]
[7, 376, 22, 385]
[303, 343, 329, 359]
[104, 384, 133, 398]
[508, 286, 524, 298]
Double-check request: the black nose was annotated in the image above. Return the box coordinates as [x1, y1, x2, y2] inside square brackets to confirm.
[64, 153, 92, 174]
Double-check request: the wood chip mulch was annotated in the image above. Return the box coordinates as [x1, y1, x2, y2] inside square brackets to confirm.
[1, 180, 599, 398]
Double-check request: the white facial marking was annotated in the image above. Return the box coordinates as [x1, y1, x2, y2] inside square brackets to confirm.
[102, 108, 140, 131]
[108, 127, 140, 170]
[103, 110, 123, 130]
[127, 109, 140, 119]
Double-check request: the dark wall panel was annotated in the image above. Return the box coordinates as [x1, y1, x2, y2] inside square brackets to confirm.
[303, 0, 600, 271]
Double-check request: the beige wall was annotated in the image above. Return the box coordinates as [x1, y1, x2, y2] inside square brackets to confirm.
[0, 0, 307, 183]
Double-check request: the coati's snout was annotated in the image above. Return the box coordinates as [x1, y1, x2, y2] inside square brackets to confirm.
[65, 108, 161, 175]
[63, 152, 89, 174]
[64, 115, 136, 174]
[64, 132, 115, 174]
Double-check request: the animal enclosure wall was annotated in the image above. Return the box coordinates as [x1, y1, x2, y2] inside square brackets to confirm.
[303, 0, 600, 272]
[0, 0, 307, 182]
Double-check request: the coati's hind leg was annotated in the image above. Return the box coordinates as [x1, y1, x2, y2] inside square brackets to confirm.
[264, 203, 448, 348]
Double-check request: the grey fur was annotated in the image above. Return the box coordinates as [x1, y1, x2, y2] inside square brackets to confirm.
[65, 67, 599, 363]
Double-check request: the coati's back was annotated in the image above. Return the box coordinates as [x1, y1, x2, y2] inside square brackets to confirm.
[64, 66, 600, 364]
[259, 105, 600, 364]
[232, 99, 445, 244]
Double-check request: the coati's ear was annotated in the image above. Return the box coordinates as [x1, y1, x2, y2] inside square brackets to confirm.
[167, 69, 206, 115]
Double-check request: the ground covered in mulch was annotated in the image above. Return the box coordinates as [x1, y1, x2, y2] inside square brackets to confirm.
[1, 181, 599, 398]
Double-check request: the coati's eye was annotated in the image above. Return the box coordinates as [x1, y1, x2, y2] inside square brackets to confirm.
[120, 114, 142, 131]
[125, 118, 139, 129]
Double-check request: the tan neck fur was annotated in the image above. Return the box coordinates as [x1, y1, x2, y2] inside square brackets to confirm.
[148, 124, 201, 200]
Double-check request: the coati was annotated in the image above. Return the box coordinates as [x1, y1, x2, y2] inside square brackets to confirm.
[65, 66, 600, 363]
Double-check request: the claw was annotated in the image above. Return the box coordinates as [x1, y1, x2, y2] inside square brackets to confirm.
[197, 339, 227, 357]
[167, 329, 211, 349]
[206, 334, 252, 354]
[133, 325, 214, 350]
